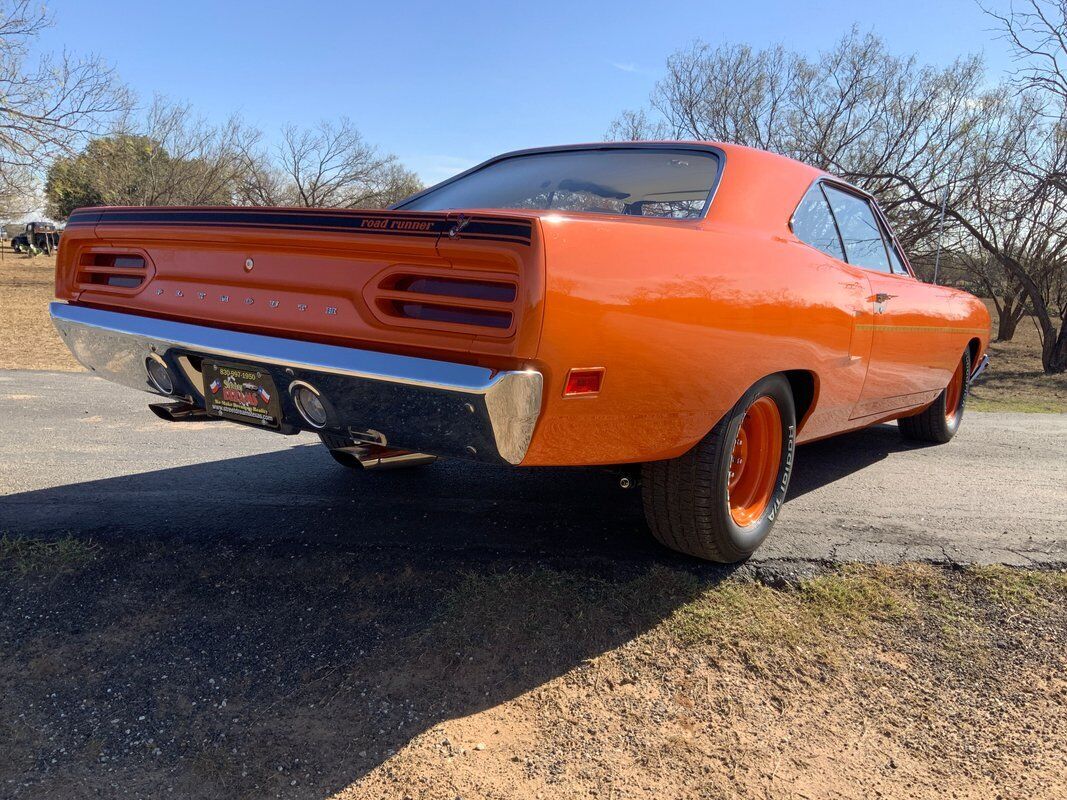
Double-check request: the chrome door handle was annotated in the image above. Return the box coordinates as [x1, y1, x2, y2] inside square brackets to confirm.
[872, 293, 897, 303]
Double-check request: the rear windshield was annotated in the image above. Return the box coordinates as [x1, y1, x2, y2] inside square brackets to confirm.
[398, 148, 720, 219]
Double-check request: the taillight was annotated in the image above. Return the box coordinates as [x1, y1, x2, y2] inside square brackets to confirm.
[369, 270, 519, 336]
[392, 276, 516, 303]
[75, 252, 149, 292]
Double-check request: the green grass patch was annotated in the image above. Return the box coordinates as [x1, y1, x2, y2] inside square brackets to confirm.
[665, 566, 916, 674]
[0, 533, 98, 574]
[968, 396, 1066, 413]
[965, 565, 1067, 608]
[426, 563, 1064, 685]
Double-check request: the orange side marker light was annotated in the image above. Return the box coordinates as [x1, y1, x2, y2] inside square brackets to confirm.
[563, 368, 605, 397]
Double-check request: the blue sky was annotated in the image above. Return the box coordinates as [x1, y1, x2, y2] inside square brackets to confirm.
[39, 0, 1015, 184]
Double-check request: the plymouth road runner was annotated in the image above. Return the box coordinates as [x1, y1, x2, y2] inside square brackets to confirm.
[50, 142, 990, 562]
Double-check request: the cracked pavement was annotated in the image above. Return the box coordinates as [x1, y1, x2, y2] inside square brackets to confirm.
[1, 370, 1064, 567]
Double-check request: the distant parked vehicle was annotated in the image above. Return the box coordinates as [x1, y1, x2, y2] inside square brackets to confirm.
[11, 221, 61, 253]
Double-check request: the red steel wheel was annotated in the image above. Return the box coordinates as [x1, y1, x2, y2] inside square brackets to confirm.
[641, 373, 797, 562]
[727, 396, 784, 526]
[944, 359, 965, 423]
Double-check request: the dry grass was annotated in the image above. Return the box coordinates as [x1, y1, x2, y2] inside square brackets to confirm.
[965, 563, 1067, 608]
[2, 537, 1065, 799]
[0, 533, 98, 574]
[0, 251, 80, 371]
[665, 566, 912, 673]
[346, 563, 1067, 800]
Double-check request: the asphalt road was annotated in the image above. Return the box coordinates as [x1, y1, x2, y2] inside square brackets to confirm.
[1, 369, 1064, 567]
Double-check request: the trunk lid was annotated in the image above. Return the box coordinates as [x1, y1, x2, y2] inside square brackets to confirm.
[56, 206, 545, 364]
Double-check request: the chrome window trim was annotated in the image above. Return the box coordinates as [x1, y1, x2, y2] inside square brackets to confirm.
[787, 181, 847, 261]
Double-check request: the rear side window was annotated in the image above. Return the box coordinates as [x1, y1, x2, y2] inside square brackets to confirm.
[822, 185, 892, 273]
[791, 185, 845, 260]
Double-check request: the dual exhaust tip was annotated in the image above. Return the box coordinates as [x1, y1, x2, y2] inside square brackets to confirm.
[145, 356, 329, 430]
[144, 356, 435, 468]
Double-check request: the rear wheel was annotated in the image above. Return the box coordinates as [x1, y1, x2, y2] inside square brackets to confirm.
[898, 349, 971, 444]
[641, 374, 796, 563]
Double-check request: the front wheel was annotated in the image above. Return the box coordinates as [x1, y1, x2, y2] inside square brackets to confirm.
[898, 349, 971, 444]
[641, 374, 796, 563]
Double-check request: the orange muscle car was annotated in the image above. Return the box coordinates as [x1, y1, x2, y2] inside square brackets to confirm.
[50, 142, 990, 562]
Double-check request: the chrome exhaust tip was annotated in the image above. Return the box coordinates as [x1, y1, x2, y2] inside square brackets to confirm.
[289, 380, 328, 428]
[145, 354, 176, 395]
[332, 444, 437, 470]
[148, 401, 219, 423]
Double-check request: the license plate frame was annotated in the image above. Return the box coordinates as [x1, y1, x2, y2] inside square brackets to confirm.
[202, 360, 283, 429]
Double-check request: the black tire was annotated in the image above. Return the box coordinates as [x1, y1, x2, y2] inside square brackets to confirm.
[641, 374, 796, 563]
[898, 349, 971, 444]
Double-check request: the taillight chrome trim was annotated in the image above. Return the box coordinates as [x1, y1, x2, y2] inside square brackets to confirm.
[73, 247, 154, 295]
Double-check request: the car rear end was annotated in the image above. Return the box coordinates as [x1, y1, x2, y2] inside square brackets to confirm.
[51, 207, 546, 464]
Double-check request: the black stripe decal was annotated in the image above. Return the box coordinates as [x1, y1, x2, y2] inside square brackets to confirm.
[74, 208, 533, 244]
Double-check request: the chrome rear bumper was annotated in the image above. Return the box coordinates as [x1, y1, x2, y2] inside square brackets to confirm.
[50, 303, 542, 465]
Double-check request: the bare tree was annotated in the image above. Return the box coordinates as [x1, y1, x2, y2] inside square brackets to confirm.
[236, 118, 421, 209]
[980, 0, 1067, 369]
[612, 31, 989, 254]
[986, 0, 1067, 106]
[0, 1, 131, 213]
[45, 97, 258, 217]
[126, 98, 256, 206]
[606, 109, 667, 141]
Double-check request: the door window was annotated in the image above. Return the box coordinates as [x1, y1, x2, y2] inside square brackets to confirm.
[822, 185, 892, 273]
[875, 214, 910, 275]
[790, 184, 845, 260]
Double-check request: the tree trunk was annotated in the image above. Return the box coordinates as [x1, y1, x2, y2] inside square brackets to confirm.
[995, 293, 1027, 341]
[997, 311, 1020, 341]
[1042, 318, 1067, 374]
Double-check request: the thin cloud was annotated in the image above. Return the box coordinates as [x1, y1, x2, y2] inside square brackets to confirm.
[610, 61, 640, 73]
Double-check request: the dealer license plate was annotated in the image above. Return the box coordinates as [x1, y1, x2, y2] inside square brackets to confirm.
[202, 361, 282, 429]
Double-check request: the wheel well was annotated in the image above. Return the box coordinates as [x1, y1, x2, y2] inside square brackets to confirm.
[782, 370, 817, 431]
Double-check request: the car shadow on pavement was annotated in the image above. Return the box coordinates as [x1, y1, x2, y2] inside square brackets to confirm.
[788, 422, 917, 501]
[0, 423, 910, 797]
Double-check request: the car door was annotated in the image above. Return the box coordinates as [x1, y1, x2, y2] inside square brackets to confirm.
[820, 185, 950, 418]
[787, 182, 874, 435]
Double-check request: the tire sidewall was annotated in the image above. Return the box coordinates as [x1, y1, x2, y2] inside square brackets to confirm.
[714, 376, 796, 557]
[942, 348, 972, 437]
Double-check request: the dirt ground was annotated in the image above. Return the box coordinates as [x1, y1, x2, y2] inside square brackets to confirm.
[968, 301, 1067, 412]
[0, 253, 79, 371]
[3, 252, 1063, 410]
[0, 538, 1064, 800]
